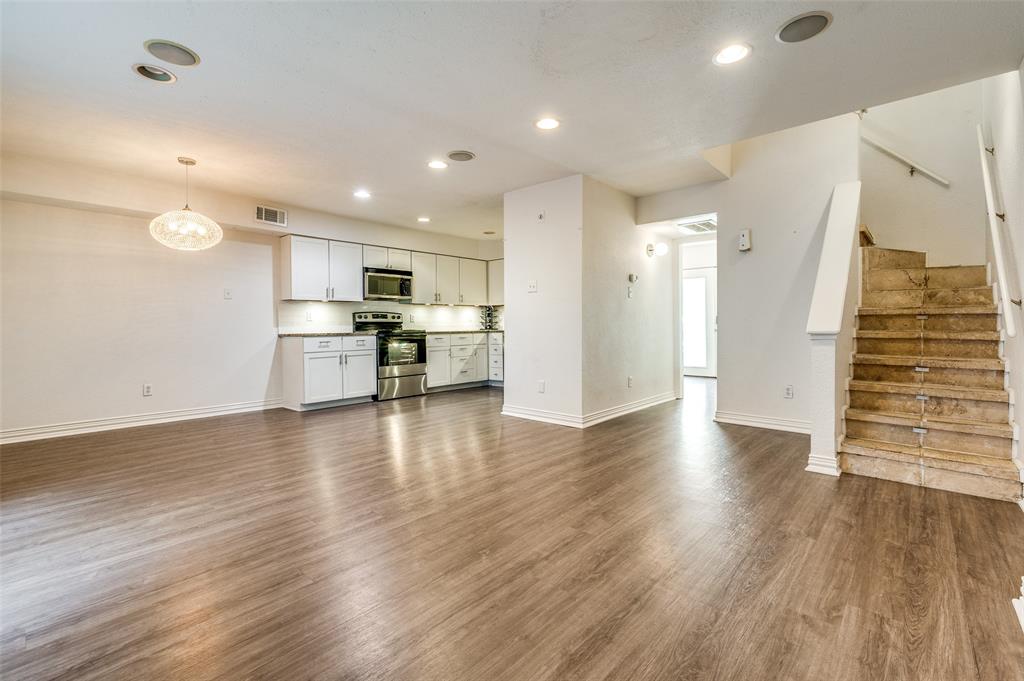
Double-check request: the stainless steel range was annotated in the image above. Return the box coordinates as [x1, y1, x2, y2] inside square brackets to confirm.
[353, 312, 427, 400]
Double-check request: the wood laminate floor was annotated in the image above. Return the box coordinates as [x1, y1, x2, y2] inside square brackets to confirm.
[2, 379, 1023, 681]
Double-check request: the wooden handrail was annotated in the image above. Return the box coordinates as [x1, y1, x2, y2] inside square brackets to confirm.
[861, 132, 950, 187]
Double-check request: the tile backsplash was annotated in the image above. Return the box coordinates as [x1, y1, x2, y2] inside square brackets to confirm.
[278, 300, 503, 333]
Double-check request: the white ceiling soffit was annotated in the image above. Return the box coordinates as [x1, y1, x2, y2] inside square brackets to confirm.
[2, 2, 1022, 239]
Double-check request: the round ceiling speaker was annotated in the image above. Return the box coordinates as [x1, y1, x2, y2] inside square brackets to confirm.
[144, 39, 201, 66]
[447, 150, 476, 162]
[133, 64, 177, 83]
[776, 12, 832, 43]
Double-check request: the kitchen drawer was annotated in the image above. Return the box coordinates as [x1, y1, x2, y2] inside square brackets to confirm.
[472, 333, 487, 346]
[488, 356, 503, 369]
[303, 337, 342, 352]
[343, 335, 376, 351]
[488, 333, 504, 346]
[450, 333, 476, 346]
[451, 345, 475, 358]
[426, 334, 451, 348]
[488, 344, 504, 357]
[489, 368, 504, 381]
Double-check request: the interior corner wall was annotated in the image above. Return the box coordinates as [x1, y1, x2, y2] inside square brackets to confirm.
[502, 175, 584, 420]
[859, 80, 987, 266]
[636, 114, 860, 431]
[981, 65, 1024, 427]
[0, 199, 282, 437]
[581, 177, 674, 416]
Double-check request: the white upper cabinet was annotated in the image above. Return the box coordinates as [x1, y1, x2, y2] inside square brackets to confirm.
[436, 255, 460, 305]
[387, 248, 412, 271]
[459, 259, 487, 305]
[411, 252, 437, 304]
[488, 259, 504, 306]
[328, 241, 363, 301]
[281, 235, 330, 300]
[363, 245, 411, 270]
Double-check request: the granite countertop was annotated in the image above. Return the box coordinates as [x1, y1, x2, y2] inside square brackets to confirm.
[279, 329, 503, 338]
[278, 331, 378, 338]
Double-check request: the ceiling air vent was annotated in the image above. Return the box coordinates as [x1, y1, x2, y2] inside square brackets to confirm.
[255, 205, 287, 227]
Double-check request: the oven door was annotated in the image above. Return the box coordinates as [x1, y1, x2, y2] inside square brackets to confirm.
[364, 269, 413, 301]
[378, 335, 426, 377]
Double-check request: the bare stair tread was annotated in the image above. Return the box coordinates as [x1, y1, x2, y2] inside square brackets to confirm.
[858, 305, 997, 315]
[852, 354, 1004, 370]
[854, 330, 1000, 341]
[847, 379, 1009, 402]
[841, 438, 1021, 479]
[844, 408, 1013, 436]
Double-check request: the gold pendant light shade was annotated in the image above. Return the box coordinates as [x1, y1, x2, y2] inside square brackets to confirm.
[149, 208, 223, 250]
[150, 157, 223, 251]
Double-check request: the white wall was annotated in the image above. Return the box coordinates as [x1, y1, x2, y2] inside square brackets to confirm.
[502, 175, 584, 420]
[982, 64, 1024, 434]
[1, 199, 282, 437]
[859, 81, 986, 266]
[638, 114, 861, 431]
[681, 238, 717, 269]
[580, 176, 674, 416]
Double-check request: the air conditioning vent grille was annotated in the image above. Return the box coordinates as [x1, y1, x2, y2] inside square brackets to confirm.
[255, 205, 287, 227]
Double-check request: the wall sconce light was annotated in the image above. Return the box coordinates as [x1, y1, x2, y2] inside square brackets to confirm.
[646, 242, 669, 257]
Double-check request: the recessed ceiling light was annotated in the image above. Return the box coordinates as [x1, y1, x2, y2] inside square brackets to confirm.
[535, 118, 560, 130]
[428, 160, 448, 169]
[418, 216, 430, 223]
[353, 189, 371, 199]
[133, 63, 176, 83]
[776, 12, 832, 43]
[712, 43, 751, 66]
[447, 150, 476, 162]
[144, 39, 200, 67]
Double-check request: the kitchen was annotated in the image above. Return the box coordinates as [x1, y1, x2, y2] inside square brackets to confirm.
[277, 234, 505, 411]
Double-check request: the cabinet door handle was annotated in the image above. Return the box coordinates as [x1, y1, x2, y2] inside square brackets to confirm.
[325, 286, 329, 300]
[331, 287, 335, 299]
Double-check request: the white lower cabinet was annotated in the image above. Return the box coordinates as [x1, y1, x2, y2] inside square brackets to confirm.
[488, 333, 504, 382]
[303, 352, 345, 403]
[283, 336, 378, 410]
[342, 349, 377, 398]
[426, 347, 452, 387]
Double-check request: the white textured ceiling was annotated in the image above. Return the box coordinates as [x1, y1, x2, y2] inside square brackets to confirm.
[2, 2, 1022, 239]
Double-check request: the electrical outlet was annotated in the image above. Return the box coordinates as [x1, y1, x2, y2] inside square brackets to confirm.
[143, 383, 153, 397]
[628, 375, 633, 388]
[409, 313, 415, 323]
[527, 280, 538, 293]
[306, 310, 313, 322]
[627, 286, 633, 299]
[537, 380, 545, 394]
[223, 288, 233, 300]
[784, 385, 794, 399]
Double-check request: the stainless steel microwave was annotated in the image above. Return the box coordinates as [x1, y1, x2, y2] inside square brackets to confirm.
[364, 268, 413, 301]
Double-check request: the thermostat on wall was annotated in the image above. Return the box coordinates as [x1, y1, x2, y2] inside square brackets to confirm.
[738, 229, 752, 252]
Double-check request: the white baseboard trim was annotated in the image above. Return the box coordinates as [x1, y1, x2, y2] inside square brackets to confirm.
[0, 398, 284, 445]
[806, 454, 842, 477]
[714, 410, 811, 435]
[502, 392, 677, 429]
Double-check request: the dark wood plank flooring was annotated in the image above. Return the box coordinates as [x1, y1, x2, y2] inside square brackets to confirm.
[2, 379, 1022, 680]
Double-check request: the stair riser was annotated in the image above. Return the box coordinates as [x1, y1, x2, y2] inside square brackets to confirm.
[865, 248, 926, 270]
[848, 391, 1009, 424]
[855, 338, 1000, 359]
[851, 364, 1005, 389]
[927, 266, 987, 289]
[861, 288, 993, 308]
[840, 453, 1022, 502]
[858, 314, 999, 332]
[864, 268, 926, 292]
[844, 419, 1012, 458]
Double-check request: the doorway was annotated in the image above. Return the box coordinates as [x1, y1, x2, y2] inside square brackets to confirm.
[681, 238, 717, 378]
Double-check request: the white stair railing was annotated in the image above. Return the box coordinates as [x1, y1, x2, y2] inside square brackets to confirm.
[806, 181, 863, 477]
[976, 124, 1017, 338]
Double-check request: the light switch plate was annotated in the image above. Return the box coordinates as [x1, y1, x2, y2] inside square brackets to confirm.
[223, 288, 233, 300]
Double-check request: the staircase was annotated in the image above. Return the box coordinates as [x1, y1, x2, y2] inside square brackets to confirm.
[839, 246, 1024, 503]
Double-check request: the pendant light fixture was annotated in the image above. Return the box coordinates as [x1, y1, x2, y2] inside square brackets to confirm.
[149, 157, 223, 251]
